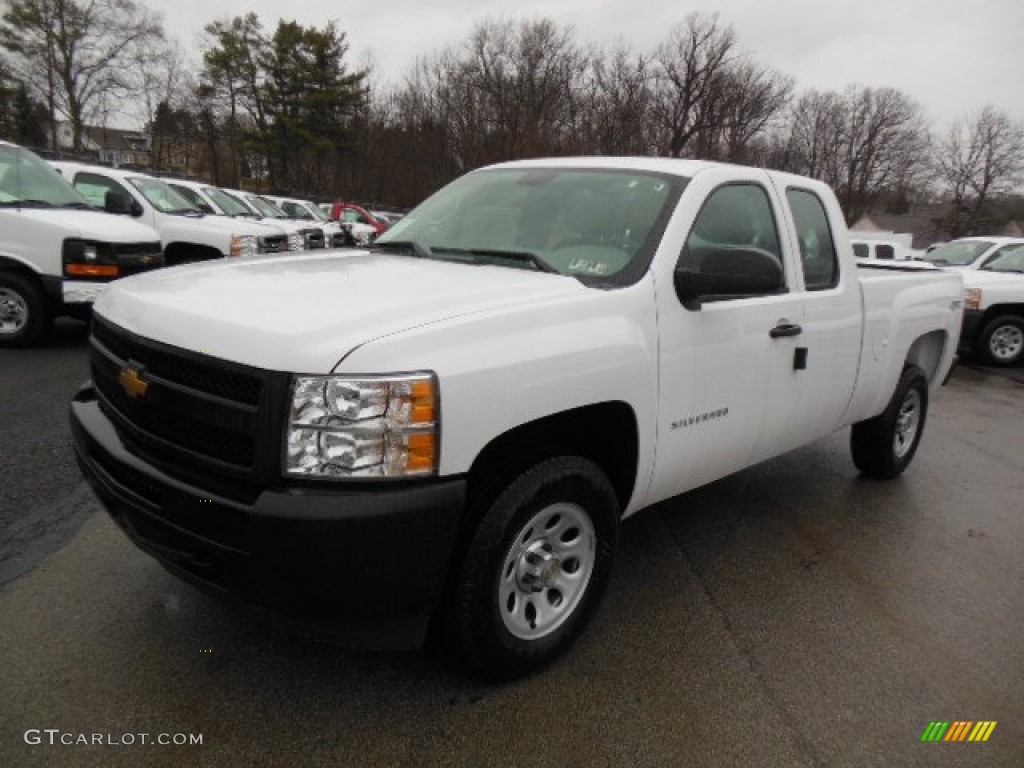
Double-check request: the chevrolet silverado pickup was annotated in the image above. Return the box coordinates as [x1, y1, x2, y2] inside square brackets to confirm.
[70, 157, 963, 679]
[959, 243, 1024, 365]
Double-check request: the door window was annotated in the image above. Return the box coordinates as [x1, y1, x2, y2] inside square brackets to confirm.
[786, 188, 839, 290]
[73, 172, 128, 209]
[680, 183, 784, 296]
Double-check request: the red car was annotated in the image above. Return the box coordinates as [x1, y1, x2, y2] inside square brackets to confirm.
[330, 202, 390, 234]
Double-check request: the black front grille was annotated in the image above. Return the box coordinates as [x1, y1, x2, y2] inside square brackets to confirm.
[301, 228, 326, 249]
[89, 315, 290, 492]
[258, 235, 288, 254]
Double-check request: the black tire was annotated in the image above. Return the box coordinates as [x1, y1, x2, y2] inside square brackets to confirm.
[0, 272, 51, 347]
[850, 364, 928, 479]
[453, 456, 619, 680]
[977, 315, 1024, 367]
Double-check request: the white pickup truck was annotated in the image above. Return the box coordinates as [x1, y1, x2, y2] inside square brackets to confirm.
[70, 158, 962, 679]
[959, 243, 1024, 365]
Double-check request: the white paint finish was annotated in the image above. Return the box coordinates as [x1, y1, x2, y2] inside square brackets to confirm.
[95, 251, 584, 373]
[91, 156, 963, 514]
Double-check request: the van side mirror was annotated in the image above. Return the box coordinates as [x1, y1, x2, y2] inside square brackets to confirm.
[105, 189, 142, 217]
[674, 247, 785, 310]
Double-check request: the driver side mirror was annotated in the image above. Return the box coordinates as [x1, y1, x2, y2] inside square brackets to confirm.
[675, 246, 785, 310]
[105, 189, 142, 217]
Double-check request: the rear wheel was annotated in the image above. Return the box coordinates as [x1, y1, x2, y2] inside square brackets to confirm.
[0, 272, 50, 347]
[453, 456, 619, 680]
[978, 315, 1024, 367]
[850, 364, 928, 478]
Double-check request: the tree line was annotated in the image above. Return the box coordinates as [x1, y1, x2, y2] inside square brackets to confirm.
[2, 1, 1023, 236]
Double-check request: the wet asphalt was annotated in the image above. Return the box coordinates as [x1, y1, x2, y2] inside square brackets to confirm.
[0, 322, 1022, 767]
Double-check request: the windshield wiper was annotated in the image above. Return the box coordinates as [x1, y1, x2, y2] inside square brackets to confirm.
[1, 198, 54, 207]
[60, 201, 94, 209]
[372, 240, 431, 259]
[430, 247, 560, 274]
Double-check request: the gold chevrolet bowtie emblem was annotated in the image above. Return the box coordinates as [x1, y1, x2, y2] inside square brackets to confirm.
[118, 365, 149, 398]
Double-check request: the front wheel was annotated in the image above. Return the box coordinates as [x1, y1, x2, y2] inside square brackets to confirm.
[850, 364, 928, 479]
[978, 315, 1024, 367]
[0, 272, 51, 347]
[453, 456, 619, 680]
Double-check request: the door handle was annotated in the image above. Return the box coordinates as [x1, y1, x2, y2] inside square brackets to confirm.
[769, 322, 803, 339]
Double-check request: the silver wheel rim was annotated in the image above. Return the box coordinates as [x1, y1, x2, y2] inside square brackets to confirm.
[988, 325, 1023, 362]
[893, 389, 922, 460]
[0, 287, 29, 336]
[499, 502, 596, 641]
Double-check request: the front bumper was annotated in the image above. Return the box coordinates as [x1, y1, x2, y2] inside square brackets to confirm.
[70, 384, 466, 649]
[62, 279, 107, 305]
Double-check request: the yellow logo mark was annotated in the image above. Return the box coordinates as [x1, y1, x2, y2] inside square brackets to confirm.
[118, 366, 149, 399]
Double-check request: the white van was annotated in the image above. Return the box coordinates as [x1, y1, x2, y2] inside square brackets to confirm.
[0, 141, 162, 346]
[265, 194, 376, 247]
[51, 162, 292, 266]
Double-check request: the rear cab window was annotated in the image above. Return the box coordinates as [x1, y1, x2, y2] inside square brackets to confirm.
[786, 188, 839, 291]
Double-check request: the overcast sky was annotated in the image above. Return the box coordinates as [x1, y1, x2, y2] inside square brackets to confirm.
[158, 0, 1024, 127]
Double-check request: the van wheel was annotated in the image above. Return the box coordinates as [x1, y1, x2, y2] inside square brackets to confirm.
[0, 273, 50, 347]
[453, 456, 619, 680]
[978, 315, 1024, 367]
[850, 364, 928, 479]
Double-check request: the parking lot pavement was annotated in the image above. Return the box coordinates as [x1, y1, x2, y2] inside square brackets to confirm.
[0, 356, 1022, 766]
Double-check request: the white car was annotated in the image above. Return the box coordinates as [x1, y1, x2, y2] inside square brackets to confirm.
[960, 243, 1024, 366]
[0, 141, 163, 345]
[162, 178, 306, 254]
[923, 236, 1024, 269]
[71, 157, 962, 678]
[50, 162, 291, 265]
[266, 194, 376, 247]
[219, 188, 327, 251]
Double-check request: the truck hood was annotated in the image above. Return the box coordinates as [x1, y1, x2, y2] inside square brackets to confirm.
[160, 212, 281, 238]
[961, 269, 1024, 289]
[95, 251, 585, 372]
[14, 208, 159, 241]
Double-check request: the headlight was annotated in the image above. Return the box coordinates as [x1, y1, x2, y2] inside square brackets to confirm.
[230, 234, 258, 257]
[288, 233, 305, 251]
[963, 287, 981, 311]
[285, 373, 438, 479]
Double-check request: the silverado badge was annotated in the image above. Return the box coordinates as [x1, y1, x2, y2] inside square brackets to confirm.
[118, 365, 149, 399]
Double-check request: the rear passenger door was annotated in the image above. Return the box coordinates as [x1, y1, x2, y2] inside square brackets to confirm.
[773, 182, 861, 444]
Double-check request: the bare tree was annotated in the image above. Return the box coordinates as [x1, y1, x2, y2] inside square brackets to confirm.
[775, 86, 928, 223]
[936, 105, 1024, 235]
[651, 13, 736, 157]
[0, 0, 164, 150]
[580, 46, 655, 155]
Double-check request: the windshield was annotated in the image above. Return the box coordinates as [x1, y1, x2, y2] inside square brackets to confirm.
[246, 194, 288, 218]
[204, 187, 253, 217]
[0, 144, 91, 207]
[376, 167, 684, 285]
[981, 244, 1024, 273]
[129, 177, 199, 214]
[279, 200, 322, 221]
[924, 240, 992, 266]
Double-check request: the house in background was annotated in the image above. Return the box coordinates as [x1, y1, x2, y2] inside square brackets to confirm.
[54, 121, 151, 168]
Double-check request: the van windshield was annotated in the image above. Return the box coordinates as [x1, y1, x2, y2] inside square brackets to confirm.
[375, 167, 684, 286]
[0, 144, 91, 208]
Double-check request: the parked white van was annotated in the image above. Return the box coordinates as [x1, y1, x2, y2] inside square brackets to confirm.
[0, 142, 162, 346]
